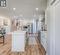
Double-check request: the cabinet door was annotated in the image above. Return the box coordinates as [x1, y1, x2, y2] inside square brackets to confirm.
[12, 32, 25, 52]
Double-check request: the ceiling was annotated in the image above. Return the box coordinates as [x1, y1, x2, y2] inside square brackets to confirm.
[0, 0, 47, 20]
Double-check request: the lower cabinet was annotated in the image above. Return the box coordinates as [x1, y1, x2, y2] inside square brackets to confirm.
[41, 31, 47, 51]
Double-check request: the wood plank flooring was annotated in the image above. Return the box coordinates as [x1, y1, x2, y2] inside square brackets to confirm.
[0, 34, 46, 55]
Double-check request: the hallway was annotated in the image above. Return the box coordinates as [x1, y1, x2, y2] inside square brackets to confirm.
[1, 0, 60, 55]
[0, 34, 46, 55]
[0, 0, 47, 55]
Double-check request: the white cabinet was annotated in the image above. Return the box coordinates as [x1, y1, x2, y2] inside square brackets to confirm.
[12, 31, 26, 52]
[41, 31, 47, 51]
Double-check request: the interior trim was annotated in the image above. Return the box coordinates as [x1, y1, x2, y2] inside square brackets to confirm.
[50, 0, 56, 5]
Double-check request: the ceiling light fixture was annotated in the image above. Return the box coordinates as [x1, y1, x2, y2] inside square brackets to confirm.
[13, 8, 16, 11]
[36, 8, 39, 11]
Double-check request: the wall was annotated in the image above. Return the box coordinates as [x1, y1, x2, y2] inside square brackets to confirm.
[45, 6, 55, 55]
[45, 0, 60, 55]
[55, 2, 60, 55]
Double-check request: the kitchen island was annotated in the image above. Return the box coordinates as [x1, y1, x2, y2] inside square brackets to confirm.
[12, 30, 27, 52]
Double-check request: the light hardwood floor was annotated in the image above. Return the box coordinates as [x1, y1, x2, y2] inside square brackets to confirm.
[0, 34, 46, 55]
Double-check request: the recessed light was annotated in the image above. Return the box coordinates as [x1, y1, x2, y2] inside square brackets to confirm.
[36, 8, 39, 11]
[13, 8, 16, 11]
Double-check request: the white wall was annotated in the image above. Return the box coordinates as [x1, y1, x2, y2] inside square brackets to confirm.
[45, 0, 60, 55]
[55, 2, 60, 55]
[45, 6, 55, 55]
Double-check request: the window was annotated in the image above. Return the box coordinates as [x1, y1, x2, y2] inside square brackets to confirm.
[0, 0, 6, 7]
